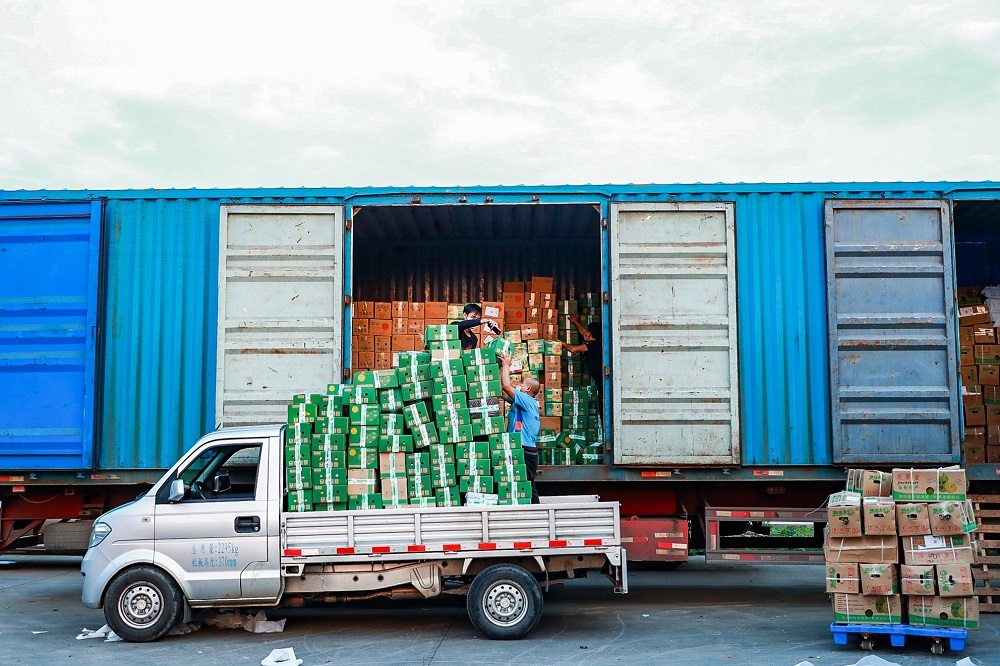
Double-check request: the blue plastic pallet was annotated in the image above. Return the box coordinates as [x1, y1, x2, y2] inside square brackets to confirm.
[830, 622, 967, 653]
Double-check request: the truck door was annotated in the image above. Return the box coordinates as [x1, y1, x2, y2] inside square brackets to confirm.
[217, 205, 346, 426]
[825, 199, 959, 464]
[153, 435, 280, 602]
[609, 202, 740, 465]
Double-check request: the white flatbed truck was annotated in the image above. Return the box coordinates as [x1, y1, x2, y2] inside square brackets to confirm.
[81, 425, 628, 641]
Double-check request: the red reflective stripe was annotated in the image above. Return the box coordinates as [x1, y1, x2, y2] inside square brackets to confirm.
[372, 546, 391, 554]
[478, 543, 497, 550]
[584, 539, 602, 546]
[284, 549, 302, 557]
[443, 543, 462, 551]
[336, 547, 355, 555]
[514, 541, 532, 549]
[731, 511, 750, 517]
[408, 545, 426, 552]
[549, 540, 567, 547]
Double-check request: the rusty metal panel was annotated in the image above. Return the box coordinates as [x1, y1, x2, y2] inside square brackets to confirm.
[610, 202, 740, 466]
[825, 199, 959, 464]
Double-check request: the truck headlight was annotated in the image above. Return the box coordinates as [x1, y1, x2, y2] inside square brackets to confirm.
[89, 522, 112, 549]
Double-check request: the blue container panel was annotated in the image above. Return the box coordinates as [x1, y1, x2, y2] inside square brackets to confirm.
[0, 201, 101, 469]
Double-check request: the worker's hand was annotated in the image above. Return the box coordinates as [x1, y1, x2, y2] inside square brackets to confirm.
[497, 351, 511, 367]
[568, 314, 580, 323]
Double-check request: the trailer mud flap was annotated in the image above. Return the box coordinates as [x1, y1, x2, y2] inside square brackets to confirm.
[607, 546, 628, 594]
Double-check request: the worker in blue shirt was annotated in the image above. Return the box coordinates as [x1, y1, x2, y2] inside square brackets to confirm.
[498, 351, 541, 503]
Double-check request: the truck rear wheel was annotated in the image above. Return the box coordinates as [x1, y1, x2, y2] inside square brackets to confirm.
[104, 566, 183, 642]
[467, 564, 543, 639]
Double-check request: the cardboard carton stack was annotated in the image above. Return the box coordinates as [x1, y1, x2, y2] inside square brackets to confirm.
[284, 325, 537, 511]
[825, 466, 979, 630]
[958, 285, 1000, 464]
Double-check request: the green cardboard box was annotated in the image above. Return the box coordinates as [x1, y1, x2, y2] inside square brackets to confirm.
[558, 300, 578, 315]
[439, 423, 474, 445]
[287, 402, 317, 424]
[563, 401, 590, 417]
[406, 452, 430, 476]
[397, 363, 432, 385]
[550, 448, 573, 465]
[433, 375, 469, 395]
[430, 461, 457, 488]
[493, 462, 529, 483]
[527, 340, 545, 355]
[436, 407, 473, 428]
[353, 369, 400, 389]
[497, 481, 533, 503]
[562, 389, 593, 404]
[397, 350, 432, 367]
[468, 379, 502, 400]
[562, 415, 592, 430]
[407, 474, 435, 499]
[403, 401, 432, 428]
[285, 422, 313, 445]
[544, 340, 563, 355]
[429, 339, 462, 352]
[425, 324, 459, 341]
[316, 394, 345, 418]
[326, 417, 349, 435]
[345, 386, 379, 405]
[544, 388, 561, 403]
[491, 337, 514, 358]
[471, 416, 506, 437]
[291, 393, 309, 404]
[535, 433, 559, 447]
[348, 494, 384, 510]
[379, 434, 414, 453]
[466, 364, 501, 383]
[287, 490, 313, 512]
[311, 433, 347, 450]
[312, 467, 347, 486]
[410, 495, 436, 508]
[349, 404, 382, 425]
[545, 402, 563, 417]
[311, 449, 346, 469]
[401, 380, 434, 403]
[427, 443, 457, 465]
[313, 502, 348, 512]
[347, 445, 379, 470]
[458, 459, 492, 477]
[460, 475, 495, 493]
[286, 468, 312, 491]
[380, 413, 406, 437]
[379, 388, 404, 413]
[437, 486, 460, 507]
[432, 392, 469, 412]
[348, 424, 380, 446]
[285, 442, 312, 465]
[491, 448, 525, 466]
[411, 421, 439, 448]
[312, 483, 348, 504]
[430, 358, 465, 379]
[489, 432, 523, 449]
[457, 441, 490, 460]
[462, 347, 498, 366]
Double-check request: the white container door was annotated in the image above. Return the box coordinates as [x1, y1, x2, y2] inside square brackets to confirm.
[217, 205, 345, 426]
[610, 202, 740, 465]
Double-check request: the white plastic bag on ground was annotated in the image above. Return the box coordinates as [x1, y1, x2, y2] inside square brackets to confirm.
[261, 647, 302, 666]
[244, 610, 286, 633]
[206, 610, 251, 629]
[76, 624, 113, 640]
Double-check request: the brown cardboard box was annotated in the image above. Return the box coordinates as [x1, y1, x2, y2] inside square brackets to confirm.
[525, 292, 542, 308]
[980, 363, 1000, 385]
[988, 426, 1000, 447]
[530, 276, 554, 293]
[962, 385, 983, 406]
[540, 293, 556, 309]
[379, 452, 406, 475]
[521, 324, 540, 340]
[374, 352, 393, 370]
[374, 336, 391, 354]
[541, 308, 558, 325]
[934, 564, 976, 597]
[988, 444, 1000, 462]
[425, 302, 448, 319]
[959, 326, 975, 345]
[959, 304, 991, 326]
[544, 355, 562, 372]
[862, 497, 896, 536]
[908, 596, 979, 630]
[391, 301, 408, 317]
[825, 563, 860, 594]
[965, 443, 986, 464]
[987, 386, 1000, 404]
[346, 468, 378, 495]
[900, 565, 936, 595]
[929, 501, 971, 536]
[407, 319, 424, 335]
[391, 317, 408, 334]
[355, 301, 374, 318]
[539, 416, 561, 431]
[380, 475, 408, 505]
[374, 302, 392, 320]
[370, 319, 393, 336]
[544, 370, 562, 386]
[964, 404, 986, 426]
[353, 318, 370, 335]
[391, 335, 415, 352]
[410, 302, 424, 318]
[503, 292, 525, 308]
[974, 326, 997, 344]
[892, 467, 967, 502]
[960, 366, 979, 386]
[526, 307, 542, 324]
[503, 281, 525, 293]
[901, 535, 977, 566]
[960, 345, 974, 366]
[355, 335, 375, 352]
[860, 563, 898, 596]
[832, 594, 902, 625]
[957, 285, 984, 305]
[896, 503, 931, 536]
[847, 469, 892, 497]
[976, 343, 1000, 364]
[542, 324, 559, 340]
[482, 301, 504, 321]
[505, 308, 526, 325]
[823, 530, 898, 563]
[986, 404, 1000, 424]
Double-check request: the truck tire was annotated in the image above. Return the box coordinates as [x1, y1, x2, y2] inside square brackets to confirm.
[103, 566, 183, 642]
[467, 564, 543, 639]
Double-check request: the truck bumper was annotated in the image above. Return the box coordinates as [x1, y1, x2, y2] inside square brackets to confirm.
[80, 545, 115, 608]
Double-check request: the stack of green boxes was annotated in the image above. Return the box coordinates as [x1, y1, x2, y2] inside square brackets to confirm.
[282, 324, 534, 511]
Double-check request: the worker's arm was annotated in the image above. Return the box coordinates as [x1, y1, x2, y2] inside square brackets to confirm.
[498, 352, 515, 403]
[568, 314, 589, 339]
[563, 342, 588, 353]
[454, 318, 502, 334]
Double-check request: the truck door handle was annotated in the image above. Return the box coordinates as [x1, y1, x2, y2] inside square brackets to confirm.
[235, 516, 260, 533]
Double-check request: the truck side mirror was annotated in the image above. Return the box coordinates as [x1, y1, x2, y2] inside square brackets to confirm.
[168, 478, 185, 503]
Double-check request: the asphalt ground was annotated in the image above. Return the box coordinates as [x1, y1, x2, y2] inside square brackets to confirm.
[0, 556, 996, 665]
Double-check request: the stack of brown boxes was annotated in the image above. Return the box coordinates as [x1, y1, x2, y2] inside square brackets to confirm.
[959, 285, 1000, 464]
[352, 301, 451, 370]
[825, 467, 979, 630]
[502, 277, 560, 342]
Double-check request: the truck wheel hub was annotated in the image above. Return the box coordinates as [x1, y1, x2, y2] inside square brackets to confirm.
[485, 582, 526, 625]
[121, 584, 162, 627]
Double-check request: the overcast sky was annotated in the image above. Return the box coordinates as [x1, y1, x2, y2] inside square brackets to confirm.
[2, 1, 998, 189]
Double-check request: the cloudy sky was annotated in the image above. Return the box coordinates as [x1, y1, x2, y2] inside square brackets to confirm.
[2, 1, 998, 189]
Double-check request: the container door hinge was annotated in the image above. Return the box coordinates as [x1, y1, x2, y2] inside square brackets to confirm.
[603, 366, 611, 378]
[344, 367, 352, 381]
[344, 295, 352, 307]
[601, 217, 608, 229]
[602, 292, 609, 304]
[345, 218, 353, 231]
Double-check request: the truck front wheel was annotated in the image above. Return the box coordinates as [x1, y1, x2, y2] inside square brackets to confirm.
[104, 566, 183, 642]
[467, 564, 543, 639]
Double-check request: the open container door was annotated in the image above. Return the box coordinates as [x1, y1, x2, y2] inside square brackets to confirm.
[825, 199, 959, 464]
[217, 205, 345, 426]
[609, 202, 740, 466]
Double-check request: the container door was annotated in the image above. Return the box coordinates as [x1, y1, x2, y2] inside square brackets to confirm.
[825, 199, 958, 464]
[610, 202, 740, 465]
[217, 205, 344, 426]
[0, 201, 102, 469]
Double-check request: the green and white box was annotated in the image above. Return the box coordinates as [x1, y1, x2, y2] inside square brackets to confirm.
[437, 486, 460, 507]
[348, 424, 379, 447]
[345, 386, 379, 405]
[406, 452, 430, 476]
[312, 467, 347, 486]
[353, 369, 400, 389]
[401, 380, 434, 403]
[425, 324, 459, 341]
[311, 448, 346, 469]
[349, 403, 381, 425]
[347, 445, 379, 470]
[460, 475, 495, 493]
[411, 420, 440, 448]
[379, 434, 414, 453]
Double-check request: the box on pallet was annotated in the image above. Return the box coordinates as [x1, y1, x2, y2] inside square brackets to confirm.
[862, 497, 896, 536]
[891, 467, 966, 502]
[900, 565, 936, 596]
[832, 594, 903, 625]
[907, 596, 979, 630]
[860, 563, 898, 596]
[825, 563, 860, 594]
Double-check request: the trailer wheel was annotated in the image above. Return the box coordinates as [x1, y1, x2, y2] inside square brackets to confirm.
[104, 566, 183, 642]
[467, 564, 543, 639]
